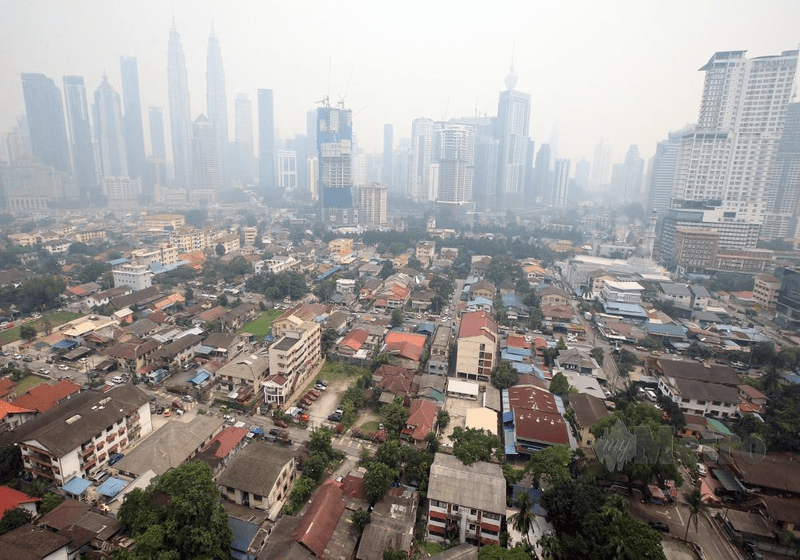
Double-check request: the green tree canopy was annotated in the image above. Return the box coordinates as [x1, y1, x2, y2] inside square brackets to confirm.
[549, 372, 570, 398]
[390, 308, 404, 327]
[352, 508, 370, 537]
[525, 445, 573, 487]
[114, 461, 232, 560]
[0, 507, 32, 535]
[365, 461, 397, 503]
[491, 361, 519, 390]
[20, 324, 37, 341]
[380, 402, 409, 434]
[450, 427, 502, 465]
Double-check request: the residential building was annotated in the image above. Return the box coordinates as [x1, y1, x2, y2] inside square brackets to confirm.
[551, 158, 570, 206]
[359, 183, 388, 226]
[753, 274, 781, 309]
[62, 75, 96, 200]
[601, 280, 644, 303]
[233, 93, 255, 182]
[0, 487, 40, 519]
[170, 227, 210, 252]
[0, 524, 71, 560]
[0, 156, 79, 211]
[402, 399, 437, 444]
[102, 177, 141, 205]
[0, 401, 36, 432]
[658, 376, 739, 419]
[776, 266, 800, 329]
[357, 486, 418, 560]
[11, 385, 151, 485]
[167, 21, 192, 187]
[12, 380, 81, 414]
[659, 283, 692, 306]
[495, 68, 531, 209]
[20, 73, 70, 174]
[264, 321, 321, 404]
[112, 264, 153, 291]
[130, 243, 180, 268]
[669, 227, 719, 273]
[762, 102, 800, 240]
[433, 121, 475, 206]
[144, 213, 185, 229]
[426, 453, 505, 546]
[260, 255, 298, 274]
[409, 117, 434, 202]
[455, 311, 498, 382]
[215, 233, 241, 255]
[646, 127, 691, 217]
[428, 325, 451, 376]
[538, 286, 570, 307]
[506, 385, 570, 453]
[276, 150, 297, 191]
[690, 284, 711, 310]
[659, 203, 762, 260]
[217, 441, 296, 511]
[217, 353, 269, 392]
[569, 393, 609, 448]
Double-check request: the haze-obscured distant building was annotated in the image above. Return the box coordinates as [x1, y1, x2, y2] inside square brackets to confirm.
[21, 72, 71, 174]
[167, 21, 193, 188]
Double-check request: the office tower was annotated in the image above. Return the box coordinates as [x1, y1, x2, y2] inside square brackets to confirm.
[622, 145, 644, 204]
[409, 117, 433, 202]
[432, 122, 474, 205]
[531, 143, 552, 204]
[234, 93, 254, 181]
[120, 56, 146, 180]
[382, 124, 393, 188]
[277, 150, 297, 190]
[360, 183, 388, 226]
[206, 26, 228, 187]
[20, 73, 70, 174]
[523, 138, 536, 207]
[62, 76, 96, 199]
[353, 153, 367, 187]
[450, 116, 497, 211]
[552, 158, 570, 206]
[495, 66, 531, 208]
[258, 89, 275, 193]
[149, 107, 166, 159]
[673, 49, 798, 226]
[0, 156, 79, 211]
[308, 155, 319, 201]
[167, 20, 192, 187]
[589, 139, 612, 190]
[146, 107, 167, 197]
[646, 127, 689, 217]
[93, 76, 128, 178]
[574, 158, 591, 192]
[761, 102, 800, 240]
[2, 117, 31, 164]
[317, 105, 357, 225]
[191, 114, 220, 191]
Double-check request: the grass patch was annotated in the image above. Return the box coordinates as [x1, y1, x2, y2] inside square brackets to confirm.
[318, 360, 370, 381]
[360, 421, 379, 434]
[14, 374, 48, 396]
[238, 309, 282, 337]
[417, 541, 447, 557]
[0, 310, 83, 346]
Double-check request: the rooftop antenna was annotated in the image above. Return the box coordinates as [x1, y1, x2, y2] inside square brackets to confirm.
[338, 66, 354, 109]
[327, 57, 331, 107]
[442, 95, 450, 121]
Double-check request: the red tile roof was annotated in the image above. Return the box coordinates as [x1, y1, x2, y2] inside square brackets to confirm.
[384, 332, 426, 362]
[738, 384, 766, 401]
[0, 400, 34, 420]
[508, 385, 559, 415]
[13, 380, 81, 413]
[198, 306, 227, 323]
[506, 335, 530, 349]
[202, 427, 248, 459]
[293, 480, 345, 557]
[540, 305, 574, 320]
[458, 311, 497, 341]
[0, 380, 15, 399]
[340, 473, 367, 500]
[339, 329, 368, 351]
[0, 486, 39, 520]
[513, 409, 570, 445]
[404, 399, 437, 441]
[148, 310, 168, 324]
[375, 365, 416, 395]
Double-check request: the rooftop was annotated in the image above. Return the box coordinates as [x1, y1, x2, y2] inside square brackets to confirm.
[217, 441, 295, 497]
[427, 453, 505, 514]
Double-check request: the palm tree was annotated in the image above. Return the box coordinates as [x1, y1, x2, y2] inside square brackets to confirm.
[509, 489, 535, 547]
[684, 488, 706, 541]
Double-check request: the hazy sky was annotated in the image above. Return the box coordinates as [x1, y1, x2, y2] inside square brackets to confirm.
[2, 0, 799, 166]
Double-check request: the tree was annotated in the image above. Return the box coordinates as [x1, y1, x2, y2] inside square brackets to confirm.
[491, 361, 519, 390]
[115, 461, 232, 560]
[365, 461, 397, 503]
[351, 508, 371, 537]
[477, 545, 530, 559]
[40, 492, 64, 515]
[425, 431, 439, 453]
[541, 476, 606, 536]
[20, 324, 37, 341]
[436, 409, 450, 429]
[684, 488, 705, 542]
[509, 489, 535, 546]
[379, 260, 395, 280]
[525, 445, 572, 487]
[0, 445, 22, 483]
[290, 477, 316, 503]
[557, 336, 567, 350]
[376, 440, 404, 467]
[0, 507, 32, 535]
[390, 308, 404, 327]
[380, 402, 409, 435]
[590, 347, 605, 366]
[321, 328, 338, 354]
[302, 452, 330, 482]
[450, 427, 502, 465]
[383, 549, 408, 560]
[549, 372, 570, 398]
[215, 243, 226, 256]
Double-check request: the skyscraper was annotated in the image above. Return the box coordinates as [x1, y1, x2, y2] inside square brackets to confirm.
[672, 50, 798, 226]
[93, 76, 128, 178]
[409, 117, 433, 202]
[167, 20, 192, 187]
[359, 183, 388, 226]
[589, 139, 612, 190]
[277, 150, 298, 191]
[622, 145, 644, 205]
[574, 158, 591, 192]
[646, 127, 690, 217]
[120, 56, 146, 180]
[258, 89, 275, 193]
[206, 26, 228, 187]
[234, 93, 254, 181]
[191, 114, 220, 191]
[149, 107, 166, 160]
[531, 144, 552, 204]
[763, 102, 800, 240]
[495, 66, 531, 208]
[63, 76, 96, 199]
[382, 124, 393, 189]
[433, 122, 474, 205]
[20, 73, 71, 174]
[552, 158, 570, 206]
[317, 105, 356, 224]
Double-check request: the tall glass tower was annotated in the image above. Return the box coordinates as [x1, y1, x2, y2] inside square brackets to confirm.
[495, 66, 531, 209]
[20, 73, 71, 174]
[93, 76, 128, 178]
[206, 25, 228, 188]
[120, 56, 146, 180]
[167, 20, 192, 187]
[63, 75, 97, 199]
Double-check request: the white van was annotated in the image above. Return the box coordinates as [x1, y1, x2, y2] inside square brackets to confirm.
[112, 376, 124, 384]
[645, 389, 658, 402]
[697, 463, 707, 477]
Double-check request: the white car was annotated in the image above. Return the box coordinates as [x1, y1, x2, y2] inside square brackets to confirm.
[112, 376, 124, 384]
[58, 364, 70, 371]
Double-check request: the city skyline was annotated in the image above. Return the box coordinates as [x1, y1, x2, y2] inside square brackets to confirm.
[1, 0, 799, 166]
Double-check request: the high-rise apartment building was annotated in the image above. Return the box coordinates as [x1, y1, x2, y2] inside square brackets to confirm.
[621, 145, 644, 204]
[317, 105, 357, 225]
[120, 56, 146, 180]
[93, 76, 128, 178]
[552, 158, 570, 206]
[258, 89, 275, 193]
[382, 124, 393, 189]
[531, 144, 552, 204]
[495, 67, 531, 208]
[574, 158, 591, 192]
[167, 21, 192, 188]
[589, 139, 612, 190]
[432, 122, 474, 206]
[409, 117, 433, 203]
[672, 50, 798, 226]
[359, 183, 388, 226]
[20, 73, 71, 174]
[191, 114, 220, 191]
[762, 102, 800, 240]
[62, 76, 96, 200]
[646, 127, 692, 217]
[206, 26, 228, 188]
[277, 150, 297, 191]
[149, 107, 166, 159]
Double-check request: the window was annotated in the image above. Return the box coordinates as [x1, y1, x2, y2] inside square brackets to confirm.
[452, 505, 459, 512]
[469, 524, 476, 531]
[471, 508, 477, 515]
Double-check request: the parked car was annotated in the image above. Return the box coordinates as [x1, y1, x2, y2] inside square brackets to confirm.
[648, 521, 669, 532]
[58, 364, 70, 371]
[156, 405, 164, 414]
[112, 376, 124, 384]
[328, 413, 343, 422]
[273, 418, 288, 428]
[182, 395, 194, 402]
[269, 428, 279, 437]
[315, 383, 327, 391]
[697, 463, 707, 477]
[108, 453, 125, 466]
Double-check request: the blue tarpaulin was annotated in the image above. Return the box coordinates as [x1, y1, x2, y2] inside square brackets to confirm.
[249, 427, 264, 435]
[97, 477, 127, 497]
[61, 476, 92, 496]
[229, 516, 260, 560]
[189, 371, 210, 386]
[52, 340, 78, 350]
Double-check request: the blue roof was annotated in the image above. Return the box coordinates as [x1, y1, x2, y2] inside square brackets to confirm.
[501, 350, 524, 363]
[511, 485, 548, 516]
[505, 346, 532, 357]
[249, 427, 264, 435]
[52, 339, 78, 350]
[189, 371, 210, 385]
[149, 260, 190, 275]
[97, 477, 127, 497]
[314, 265, 342, 282]
[504, 427, 517, 456]
[61, 476, 92, 496]
[501, 293, 527, 309]
[229, 516, 260, 556]
[602, 301, 648, 319]
[644, 322, 687, 338]
[417, 322, 435, 335]
[107, 257, 129, 266]
[468, 296, 494, 306]
[511, 362, 534, 374]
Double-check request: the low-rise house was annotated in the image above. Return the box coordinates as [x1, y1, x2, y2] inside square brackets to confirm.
[38, 498, 122, 557]
[357, 486, 419, 560]
[455, 311, 498, 382]
[0, 487, 40, 519]
[0, 401, 36, 432]
[428, 325, 451, 376]
[500, 293, 529, 322]
[506, 385, 570, 454]
[658, 282, 692, 306]
[470, 280, 496, 300]
[84, 286, 132, 309]
[217, 354, 270, 393]
[219, 303, 259, 332]
[194, 427, 249, 475]
[690, 284, 711, 310]
[202, 333, 247, 360]
[739, 384, 767, 414]
[0, 524, 71, 560]
[384, 331, 427, 369]
[570, 393, 609, 447]
[416, 374, 447, 405]
[12, 380, 82, 414]
[374, 365, 417, 404]
[217, 441, 296, 512]
[150, 333, 203, 368]
[337, 328, 369, 356]
[658, 376, 739, 419]
[557, 348, 601, 376]
[538, 286, 570, 307]
[426, 453, 505, 546]
[104, 338, 161, 372]
[402, 399, 437, 444]
[466, 296, 493, 313]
